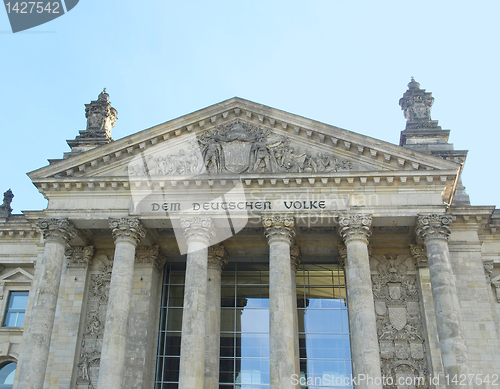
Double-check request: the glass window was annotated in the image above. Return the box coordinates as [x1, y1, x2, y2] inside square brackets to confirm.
[0, 361, 16, 389]
[155, 263, 352, 389]
[3, 291, 28, 328]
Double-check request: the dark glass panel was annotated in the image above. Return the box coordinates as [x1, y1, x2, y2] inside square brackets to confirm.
[166, 308, 183, 331]
[221, 308, 236, 332]
[167, 286, 184, 307]
[161, 357, 179, 382]
[164, 332, 181, 356]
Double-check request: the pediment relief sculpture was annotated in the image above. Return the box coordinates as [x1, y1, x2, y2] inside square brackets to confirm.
[126, 121, 353, 177]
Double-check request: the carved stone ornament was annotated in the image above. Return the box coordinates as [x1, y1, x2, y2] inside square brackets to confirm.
[337, 245, 347, 268]
[416, 214, 452, 243]
[109, 218, 146, 245]
[66, 246, 95, 268]
[399, 78, 434, 122]
[135, 245, 166, 272]
[38, 218, 78, 245]
[84, 89, 117, 138]
[126, 120, 353, 177]
[207, 244, 228, 270]
[180, 217, 216, 245]
[77, 257, 113, 386]
[290, 245, 301, 271]
[483, 260, 493, 282]
[0, 189, 13, 218]
[409, 244, 428, 268]
[338, 214, 372, 244]
[492, 278, 500, 304]
[371, 253, 429, 386]
[263, 215, 295, 245]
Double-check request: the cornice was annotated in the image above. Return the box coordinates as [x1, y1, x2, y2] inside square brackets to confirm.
[31, 169, 458, 196]
[28, 98, 459, 182]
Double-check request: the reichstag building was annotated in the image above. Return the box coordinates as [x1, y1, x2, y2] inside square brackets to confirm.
[0, 80, 499, 389]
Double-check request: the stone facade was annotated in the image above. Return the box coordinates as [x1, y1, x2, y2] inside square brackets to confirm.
[0, 82, 499, 388]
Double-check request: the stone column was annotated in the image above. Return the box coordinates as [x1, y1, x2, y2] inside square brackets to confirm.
[290, 245, 301, 384]
[204, 244, 227, 389]
[338, 214, 382, 389]
[96, 218, 146, 389]
[416, 214, 471, 384]
[178, 217, 216, 389]
[16, 219, 77, 389]
[124, 245, 166, 389]
[45, 245, 94, 388]
[263, 216, 299, 389]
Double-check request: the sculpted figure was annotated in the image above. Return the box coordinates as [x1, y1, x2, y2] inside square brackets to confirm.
[202, 136, 223, 173]
[280, 147, 303, 173]
[251, 137, 272, 172]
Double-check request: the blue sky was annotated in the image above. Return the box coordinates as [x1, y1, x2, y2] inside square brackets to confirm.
[1, 0, 499, 212]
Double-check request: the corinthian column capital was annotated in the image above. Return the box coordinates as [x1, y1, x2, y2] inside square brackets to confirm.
[338, 214, 372, 244]
[416, 214, 452, 243]
[180, 217, 216, 246]
[263, 215, 295, 245]
[208, 244, 228, 270]
[38, 218, 78, 245]
[109, 218, 146, 246]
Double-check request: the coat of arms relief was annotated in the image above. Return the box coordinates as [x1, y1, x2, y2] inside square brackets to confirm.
[127, 121, 352, 177]
[371, 254, 429, 388]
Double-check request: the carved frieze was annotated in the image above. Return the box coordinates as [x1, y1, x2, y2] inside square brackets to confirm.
[76, 257, 113, 388]
[66, 246, 95, 268]
[127, 121, 353, 176]
[371, 253, 429, 388]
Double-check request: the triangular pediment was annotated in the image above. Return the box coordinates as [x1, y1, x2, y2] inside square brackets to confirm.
[0, 268, 34, 283]
[28, 97, 460, 184]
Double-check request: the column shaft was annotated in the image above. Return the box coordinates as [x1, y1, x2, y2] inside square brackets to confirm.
[97, 218, 145, 389]
[263, 216, 299, 389]
[339, 215, 382, 389]
[417, 214, 471, 387]
[16, 219, 77, 389]
[204, 245, 227, 389]
[178, 217, 216, 389]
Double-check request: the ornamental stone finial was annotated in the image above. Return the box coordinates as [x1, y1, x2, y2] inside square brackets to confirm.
[0, 189, 14, 219]
[38, 218, 78, 245]
[262, 215, 295, 245]
[399, 78, 435, 124]
[180, 217, 216, 246]
[109, 218, 146, 246]
[338, 214, 372, 244]
[208, 244, 228, 270]
[85, 89, 117, 137]
[416, 214, 452, 243]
